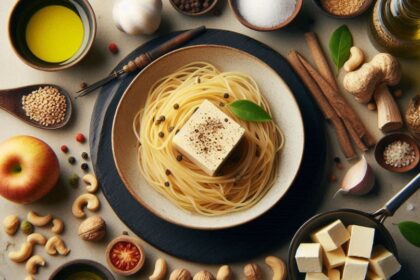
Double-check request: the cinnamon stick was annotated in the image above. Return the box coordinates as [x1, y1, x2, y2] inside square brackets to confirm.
[297, 53, 375, 147]
[287, 51, 356, 159]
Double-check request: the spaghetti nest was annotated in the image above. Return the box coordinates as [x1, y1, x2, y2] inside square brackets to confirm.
[133, 62, 283, 216]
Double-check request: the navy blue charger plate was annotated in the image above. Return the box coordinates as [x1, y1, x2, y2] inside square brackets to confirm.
[89, 29, 327, 264]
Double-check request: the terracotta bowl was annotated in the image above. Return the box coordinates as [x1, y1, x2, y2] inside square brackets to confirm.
[312, 0, 373, 18]
[49, 259, 115, 280]
[229, 0, 303, 31]
[8, 0, 96, 71]
[374, 133, 420, 173]
[169, 0, 220, 16]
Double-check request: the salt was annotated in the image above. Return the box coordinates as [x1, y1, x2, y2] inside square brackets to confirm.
[237, 0, 297, 28]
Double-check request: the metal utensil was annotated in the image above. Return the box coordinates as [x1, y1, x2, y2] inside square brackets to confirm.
[288, 173, 420, 279]
[75, 26, 207, 98]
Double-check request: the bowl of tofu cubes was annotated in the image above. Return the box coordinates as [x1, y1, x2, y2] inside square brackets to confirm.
[288, 210, 402, 280]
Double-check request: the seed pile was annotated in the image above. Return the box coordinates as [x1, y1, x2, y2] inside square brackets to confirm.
[320, 0, 366, 16]
[383, 140, 416, 168]
[22, 86, 67, 127]
[172, 0, 214, 14]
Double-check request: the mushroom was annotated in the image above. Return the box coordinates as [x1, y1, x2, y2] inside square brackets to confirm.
[343, 53, 403, 132]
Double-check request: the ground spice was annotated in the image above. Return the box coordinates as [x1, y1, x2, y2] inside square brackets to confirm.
[320, 0, 366, 16]
[383, 140, 416, 168]
[21, 86, 67, 127]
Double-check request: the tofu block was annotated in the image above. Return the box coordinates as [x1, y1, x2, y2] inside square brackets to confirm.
[305, 272, 329, 280]
[172, 100, 245, 176]
[295, 243, 323, 273]
[323, 246, 345, 269]
[347, 225, 375, 258]
[342, 257, 369, 280]
[367, 270, 385, 280]
[311, 219, 350, 251]
[369, 245, 401, 279]
[327, 269, 340, 280]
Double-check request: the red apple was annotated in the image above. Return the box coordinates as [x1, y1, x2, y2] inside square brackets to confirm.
[0, 135, 60, 204]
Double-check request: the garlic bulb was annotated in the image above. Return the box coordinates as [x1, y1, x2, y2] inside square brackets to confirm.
[335, 156, 375, 196]
[113, 0, 162, 35]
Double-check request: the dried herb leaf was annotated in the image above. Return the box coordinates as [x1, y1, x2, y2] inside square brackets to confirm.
[329, 25, 353, 70]
[398, 221, 420, 247]
[228, 100, 272, 122]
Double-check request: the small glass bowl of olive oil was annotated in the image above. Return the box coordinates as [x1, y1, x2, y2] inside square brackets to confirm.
[8, 0, 96, 71]
[49, 259, 115, 280]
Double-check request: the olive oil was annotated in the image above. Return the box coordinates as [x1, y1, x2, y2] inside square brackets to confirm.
[65, 271, 104, 280]
[25, 5, 84, 63]
[370, 0, 420, 57]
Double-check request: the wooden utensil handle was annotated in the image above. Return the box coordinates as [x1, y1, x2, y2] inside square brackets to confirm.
[122, 26, 207, 73]
[374, 84, 403, 133]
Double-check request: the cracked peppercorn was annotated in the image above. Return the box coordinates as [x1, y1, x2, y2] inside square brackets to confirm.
[81, 152, 89, 160]
[81, 163, 89, 171]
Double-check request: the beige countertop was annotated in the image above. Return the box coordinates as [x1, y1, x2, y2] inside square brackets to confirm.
[0, 0, 419, 279]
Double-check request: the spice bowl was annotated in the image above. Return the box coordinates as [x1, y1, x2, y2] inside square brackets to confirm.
[228, 0, 303, 31]
[374, 133, 420, 173]
[170, 0, 220, 16]
[49, 259, 115, 280]
[8, 0, 96, 71]
[312, 0, 373, 18]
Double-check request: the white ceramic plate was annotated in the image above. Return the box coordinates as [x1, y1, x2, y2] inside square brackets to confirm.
[112, 45, 304, 230]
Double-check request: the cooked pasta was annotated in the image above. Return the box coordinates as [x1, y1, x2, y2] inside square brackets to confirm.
[133, 62, 283, 216]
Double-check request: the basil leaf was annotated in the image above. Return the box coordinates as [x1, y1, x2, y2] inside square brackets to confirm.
[329, 25, 353, 70]
[398, 221, 420, 247]
[228, 100, 272, 122]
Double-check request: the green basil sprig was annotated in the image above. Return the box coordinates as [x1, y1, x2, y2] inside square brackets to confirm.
[329, 25, 353, 71]
[398, 221, 420, 247]
[228, 100, 272, 122]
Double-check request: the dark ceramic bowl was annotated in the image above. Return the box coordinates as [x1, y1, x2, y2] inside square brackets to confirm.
[374, 133, 420, 173]
[49, 259, 115, 280]
[8, 0, 96, 71]
[312, 0, 373, 19]
[169, 0, 219, 16]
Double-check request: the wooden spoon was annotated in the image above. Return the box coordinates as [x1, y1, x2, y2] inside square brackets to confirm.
[0, 84, 72, 130]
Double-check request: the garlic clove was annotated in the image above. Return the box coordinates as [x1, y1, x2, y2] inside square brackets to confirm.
[337, 156, 375, 196]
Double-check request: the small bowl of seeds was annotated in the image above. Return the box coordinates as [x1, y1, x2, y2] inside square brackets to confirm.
[313, 0, 373, 18]
[170, 0, 219, 16]
[374, 133, 420, 173]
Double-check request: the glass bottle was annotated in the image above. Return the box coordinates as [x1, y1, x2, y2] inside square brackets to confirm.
[370, 0, 420, 57]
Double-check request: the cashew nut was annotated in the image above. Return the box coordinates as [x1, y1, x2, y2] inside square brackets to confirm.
[27, 211, 52, 227]
[25, 255, 45, 274]
[344, 46, 365, 72]
[27, 233, 47, 246]
[3, 215, 19, 236]
[8, 242, 33, 263]
[194, 270, 215, 280]
[265, 256, 287, 280]
[149, 258, 167, 280]
[72, 193, 100, 219]
[170, 268, 192, 280]
[244, 263, 262, 280]
[45, 235, 70, 256]
[51, 218, 65, 234]
[82, 174, 99, 193]
[216, 265, 231, 280]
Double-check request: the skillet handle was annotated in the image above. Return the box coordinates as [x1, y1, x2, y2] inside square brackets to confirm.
[376, 173, 420, 220]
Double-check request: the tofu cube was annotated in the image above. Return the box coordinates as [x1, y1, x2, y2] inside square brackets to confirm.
[369, 245, 401, 279]
[367, 270, 385, 280]
[347, 225, 375, 258]
[342, 257, 369, 280]
[305, 272, 329, 280]
[327, 269, 340, 280]
[311, 219, 350, 251]
[295, 243, 323, 273]
[172, 100, 245, 176]
[323, 246, 345, 269]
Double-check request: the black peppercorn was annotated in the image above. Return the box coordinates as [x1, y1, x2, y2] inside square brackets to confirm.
[81, 152, 89, 160]
[176, 154, 183, 161]
[159, 132, 165, 138]
[166, 169, 171, 176]
[224, 118, 228, 122]
[158, 115, 165, 122]
[81, 163, 89, 171]
[68, 156, 76, 165]
[168, 126, 175, 132]
[164, 181, 170, 187]
[173, 103, 179, 110]
[223, 93, 229, 99]
[219, 102, 225, 107]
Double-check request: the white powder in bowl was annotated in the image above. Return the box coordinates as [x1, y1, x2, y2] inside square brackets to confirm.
[237, 0, 297, 28]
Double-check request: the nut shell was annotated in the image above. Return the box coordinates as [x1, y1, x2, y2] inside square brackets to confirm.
[78, 216, 106, 241]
